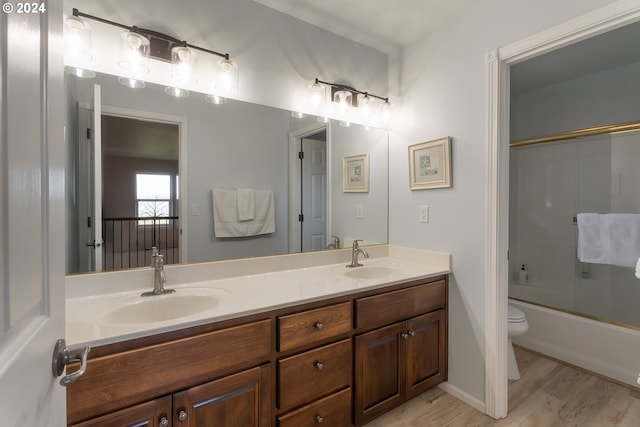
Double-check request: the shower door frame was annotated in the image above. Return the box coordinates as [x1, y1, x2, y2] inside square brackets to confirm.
[485, 1, 640, 419]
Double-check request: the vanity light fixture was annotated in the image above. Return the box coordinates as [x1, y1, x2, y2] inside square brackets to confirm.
[311, 78, 390, 111]
[68, 8, 238, 96]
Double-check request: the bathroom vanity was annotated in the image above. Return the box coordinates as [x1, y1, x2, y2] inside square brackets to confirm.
[64, 246, 450, 426]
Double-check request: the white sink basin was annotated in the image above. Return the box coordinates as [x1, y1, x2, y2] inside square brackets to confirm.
[343, 266, 403, 279]
[102, 288, 229, 325]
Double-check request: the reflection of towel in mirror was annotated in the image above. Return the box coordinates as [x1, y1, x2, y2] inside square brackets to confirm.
[577, 213, 640, 268]
[636, 257, 640, 279]
[236, 187, 255, 221]
[212, 188, 275, 238]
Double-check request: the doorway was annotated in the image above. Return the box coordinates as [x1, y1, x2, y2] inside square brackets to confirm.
[288, 122, 330, 253]
[75, 101, 185, 273]
[485, 2, 640, 419]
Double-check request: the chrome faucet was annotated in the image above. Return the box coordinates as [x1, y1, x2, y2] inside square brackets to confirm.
[326, 235, 341, 249]
[347, 240, 369, 268]
[142, 247, 174, 296]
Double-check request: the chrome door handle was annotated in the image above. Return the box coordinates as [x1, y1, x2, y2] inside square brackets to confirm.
[52, 339, 91, 386]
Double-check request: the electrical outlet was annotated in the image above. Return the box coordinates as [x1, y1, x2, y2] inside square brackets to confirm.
[419, 205, 429, 223]
[191, 203, 200, 216]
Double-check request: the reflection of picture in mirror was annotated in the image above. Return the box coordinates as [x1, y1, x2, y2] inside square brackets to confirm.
[343, 154, 369, 192]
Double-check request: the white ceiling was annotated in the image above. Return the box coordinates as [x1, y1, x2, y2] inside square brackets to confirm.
[252, 0, 480, 53]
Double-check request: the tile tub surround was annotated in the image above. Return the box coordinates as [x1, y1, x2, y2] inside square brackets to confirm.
[66, 245, 451, 347]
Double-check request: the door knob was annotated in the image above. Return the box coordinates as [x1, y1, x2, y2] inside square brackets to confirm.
[51, 339, 91, 386]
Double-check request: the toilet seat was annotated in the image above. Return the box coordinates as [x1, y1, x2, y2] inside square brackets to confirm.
[508, 305, 526, 323]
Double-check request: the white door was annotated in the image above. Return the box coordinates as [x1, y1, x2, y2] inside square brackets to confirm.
[0, 1, 68, 425]
[89, 85, 103, 270]
[76, 85, 103, 272]
[301, 138, 327, 251]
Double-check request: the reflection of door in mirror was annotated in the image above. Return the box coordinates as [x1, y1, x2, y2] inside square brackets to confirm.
[74, 93, 180, 273]
[301, 132, 327, 251]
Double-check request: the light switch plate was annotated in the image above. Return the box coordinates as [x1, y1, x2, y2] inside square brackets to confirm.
[356, 204, 364, 219]
[419, 205, 429, 223]
[192, 203, 200, 216]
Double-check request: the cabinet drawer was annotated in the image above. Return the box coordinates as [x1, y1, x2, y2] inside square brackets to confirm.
[278, 388, 351, 427]
[67, 319, 272, 425]
[278, 302, 352, 352]
[355, 280, 446, 330]
[278, 339, 351, 410]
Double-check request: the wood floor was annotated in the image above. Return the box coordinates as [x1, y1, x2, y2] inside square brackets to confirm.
[364, 346, 640, 426]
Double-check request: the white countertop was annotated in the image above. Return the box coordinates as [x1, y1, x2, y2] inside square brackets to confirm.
[66, 245, 451, 347]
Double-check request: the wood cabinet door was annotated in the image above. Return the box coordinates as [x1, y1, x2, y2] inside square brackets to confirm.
[172, 364, 271, 427]
[405, 310, 447, 399]
[69, 396, 172, 427]
[354, 322, 405, 425]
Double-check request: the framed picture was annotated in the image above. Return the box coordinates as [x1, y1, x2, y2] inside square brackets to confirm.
[343, 153, 369, 192]
[408, 137, 452, 190]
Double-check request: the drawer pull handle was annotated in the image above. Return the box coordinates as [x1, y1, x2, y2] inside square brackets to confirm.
[315, 322, 325, 330]
[316, 415, 325, 424]
[177, 409, 188, 422]
[315, 361, 324, 370]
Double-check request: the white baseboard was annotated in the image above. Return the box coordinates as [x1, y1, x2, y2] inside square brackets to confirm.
[438, 382, 486, 414]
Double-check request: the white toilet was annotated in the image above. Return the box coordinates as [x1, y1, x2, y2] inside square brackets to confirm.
[508, 304, 529, 380]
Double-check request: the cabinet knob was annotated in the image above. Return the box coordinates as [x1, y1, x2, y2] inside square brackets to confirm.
[158, 416, 169, 427]
[401, 332, 409, 340]
[408, 330, 416, 337]
[316, 415, 325, 424]
[314, 322, 325, 330]
[315, 361, 324, 370]
[177, 409, 188, 422]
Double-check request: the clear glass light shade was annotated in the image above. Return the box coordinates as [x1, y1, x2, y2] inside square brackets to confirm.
[308, 82, 325, 111]
[164, 86, 190, 98]
[334, 90, 352, 112]
[205, 94, 227, 105]
[65, 66, 95, 79]
[64, 17, 92, 61]
[215, 59, 239, 94]
[381, 100, 391, 121]
[117, 76, 146, 89]
[170, 46, 197, 85]
[118, 31, 150, 74]
[359, 94, 372, 118]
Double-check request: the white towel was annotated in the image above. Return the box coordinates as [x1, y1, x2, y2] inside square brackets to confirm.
[577, 213, 640, 268]
[236, 187, 255, 221]
[636, 257, 640, 279]
[212, 188, 275, 238]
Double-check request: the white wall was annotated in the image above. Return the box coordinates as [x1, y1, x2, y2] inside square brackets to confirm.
[511, 60, 640, 139]
[389, 0, 617, 404]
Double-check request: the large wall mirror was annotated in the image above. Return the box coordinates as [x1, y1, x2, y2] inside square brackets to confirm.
[65, 72, 389, 274]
